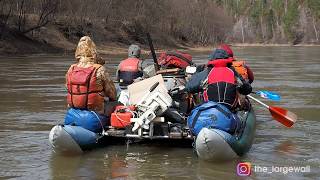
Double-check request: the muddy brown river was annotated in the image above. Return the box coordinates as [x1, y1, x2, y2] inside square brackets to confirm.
[0, 47, 319, 179]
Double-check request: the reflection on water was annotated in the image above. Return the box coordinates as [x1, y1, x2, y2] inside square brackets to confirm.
[49, 146, 238, 179]
[0, 47, 320, 179]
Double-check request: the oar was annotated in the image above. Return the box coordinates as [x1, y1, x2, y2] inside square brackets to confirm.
[253, 90, 281, 101]
[247, 95, 297, 127]
[146, 32, 160, 71]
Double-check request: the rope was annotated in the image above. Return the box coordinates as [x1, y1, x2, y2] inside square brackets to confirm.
[114, 106, 137, 125]
[91, 111, 107, 135]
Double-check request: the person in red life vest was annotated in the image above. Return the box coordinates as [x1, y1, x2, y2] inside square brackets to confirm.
[185, 49, 252, 110]
[66, 36, 117, 116]
[217, 44, 254, 84]
[116, 44, 144, 87]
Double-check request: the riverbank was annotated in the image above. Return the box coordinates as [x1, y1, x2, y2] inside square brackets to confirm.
[232, 43, 320, 47]
[1, 35, 320, 57]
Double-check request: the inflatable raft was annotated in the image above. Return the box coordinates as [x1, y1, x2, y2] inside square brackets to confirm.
[195, 106, 256, 161]
[49, 74, 256, 160]
[49, 124, 98, 154]
[49, 75, 193, 153]
[49, 105, 256, 159]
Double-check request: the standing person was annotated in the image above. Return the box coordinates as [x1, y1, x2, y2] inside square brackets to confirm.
[66, 36, 117, 117]
[218, 44, 254, 84]
[186, 48, 252, 111]
[116, 44, 144, 87]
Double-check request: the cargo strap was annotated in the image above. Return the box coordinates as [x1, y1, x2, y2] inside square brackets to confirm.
[191, 104, 231, 129]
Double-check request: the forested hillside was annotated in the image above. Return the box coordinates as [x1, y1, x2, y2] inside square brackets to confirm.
[219, 0, 320, 44]
[0, 0, 319, 54]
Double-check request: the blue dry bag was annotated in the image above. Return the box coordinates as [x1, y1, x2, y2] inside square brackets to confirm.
[64, 108, 107, 133]
[187, 101, 239, 135]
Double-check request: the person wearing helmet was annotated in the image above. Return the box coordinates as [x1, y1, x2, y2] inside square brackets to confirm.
[217, 44, 254, 84]
[217, 44, 254, 110]
[116, 44, 144, 87]
[185, 48, 252, 111]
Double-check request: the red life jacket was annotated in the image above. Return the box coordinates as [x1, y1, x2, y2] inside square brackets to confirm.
[157, 51, 192, 69]
[118, 58, 143, 86]
[66, 64, 104, 110]
[207, 58, 233, 67]
[119, 58, 140, 72]
[204, 59, 238, 109]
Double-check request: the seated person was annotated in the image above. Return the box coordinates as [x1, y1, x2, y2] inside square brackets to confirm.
[186, 49, 252, 111]
[116, 44, 145, 87]
[65, 36, 117, 122]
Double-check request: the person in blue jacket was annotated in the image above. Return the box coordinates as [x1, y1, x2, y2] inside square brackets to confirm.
[186, 49, 252, 111]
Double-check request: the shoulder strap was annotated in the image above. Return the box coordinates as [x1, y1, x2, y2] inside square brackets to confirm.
[84, 66, 98, 109]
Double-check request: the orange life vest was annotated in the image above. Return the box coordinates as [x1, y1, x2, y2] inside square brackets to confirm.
[118, 57, 143, 86]
[66, 64, 104, 110]
[232, 60, 248, 80]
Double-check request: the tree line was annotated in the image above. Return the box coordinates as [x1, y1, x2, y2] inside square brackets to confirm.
[0, 0, 232, 45]
[216, 0, 320, 43]
[1, 0, 318, 46]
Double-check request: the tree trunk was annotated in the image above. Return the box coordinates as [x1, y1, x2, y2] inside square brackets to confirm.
[312, 16, 319, 42]
[241, 18, 245, 43]
[17, 0, 25, 32]
[285, 0, 288, 14]
[260, 15, 264, 41]
[0, 1, 13, 39]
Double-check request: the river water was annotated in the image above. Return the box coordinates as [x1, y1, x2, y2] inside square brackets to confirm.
[0, 47, 319, 179]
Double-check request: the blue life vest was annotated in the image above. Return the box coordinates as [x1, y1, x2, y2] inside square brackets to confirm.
[187, 101, 240, 136]
[64, 108, 107, 133]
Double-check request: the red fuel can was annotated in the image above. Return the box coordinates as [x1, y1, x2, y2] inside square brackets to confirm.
[110, 105, 135, 128]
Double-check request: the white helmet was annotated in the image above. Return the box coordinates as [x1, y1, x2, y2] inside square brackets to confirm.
[128, 44, 141, 58]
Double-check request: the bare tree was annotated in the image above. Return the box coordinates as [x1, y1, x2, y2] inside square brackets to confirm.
[22, 0, 58, 34]
[0, 0, 14, 39]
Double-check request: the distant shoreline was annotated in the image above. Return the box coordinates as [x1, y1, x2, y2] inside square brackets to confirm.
[1, 42, 320, 57]
[232, 43, 320, 47]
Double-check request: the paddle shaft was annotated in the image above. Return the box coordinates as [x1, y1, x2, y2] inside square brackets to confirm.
[247, 95, 269, 108]
[146, 33, 160, 71]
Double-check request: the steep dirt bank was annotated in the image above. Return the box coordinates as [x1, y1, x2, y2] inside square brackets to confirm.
[0, 22, 319, 56]
[0, 24, 204, 56]
[1, 1, 319, 56]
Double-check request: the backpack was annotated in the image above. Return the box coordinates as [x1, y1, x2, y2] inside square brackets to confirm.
[157, 51, 192, 69]
[187, 101, 239, 136]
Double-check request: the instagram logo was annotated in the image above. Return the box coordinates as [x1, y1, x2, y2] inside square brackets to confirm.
[237, 162, 251, 176]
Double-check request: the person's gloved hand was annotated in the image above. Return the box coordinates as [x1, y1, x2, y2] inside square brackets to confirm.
[196, 64, 206, 72]
[238, 83, 252, 95]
